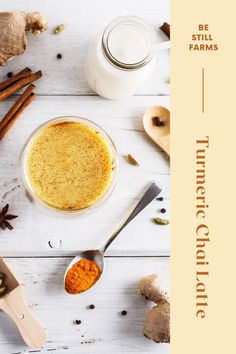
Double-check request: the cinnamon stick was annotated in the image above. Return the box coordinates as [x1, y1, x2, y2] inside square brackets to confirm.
[0, 67, 32, 91]
[0, 93, 36, 141]
[0, 71, 42, 102]
[160, 22, 170, 39]
[0, 84, 35, 132]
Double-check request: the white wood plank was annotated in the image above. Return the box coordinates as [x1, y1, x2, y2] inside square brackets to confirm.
[0, 96, 170, 256]
[0, 0, 170, 96]
[0, 257, 170, 353]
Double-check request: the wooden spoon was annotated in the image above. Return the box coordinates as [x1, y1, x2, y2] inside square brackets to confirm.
[0, 257, 47, 348]
[143, 106, 170, 156]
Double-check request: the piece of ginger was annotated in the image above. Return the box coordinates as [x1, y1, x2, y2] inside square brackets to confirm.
[0, 11, 48, 66]
[144, 302, 170, 343]
[139, 274, 170, 343]
[139, 273, 169, 303]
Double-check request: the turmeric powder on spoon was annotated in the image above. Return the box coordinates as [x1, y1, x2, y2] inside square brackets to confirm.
[65, 258, 100, 294]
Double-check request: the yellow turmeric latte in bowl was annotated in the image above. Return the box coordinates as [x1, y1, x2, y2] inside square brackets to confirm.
[21, 117, 118, 215]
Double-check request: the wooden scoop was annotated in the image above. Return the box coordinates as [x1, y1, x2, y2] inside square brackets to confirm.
[0, 257, 47, 348]
[143, 106, 170, 156]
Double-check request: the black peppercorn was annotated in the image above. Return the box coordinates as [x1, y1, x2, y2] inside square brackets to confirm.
[121, 310, 127, 316]
[75, 320, 81, 325]
[57, 53, 62, 59]
[89, 304, 95, 309]
[156, 197, 163, 201]
[152, 116, 165, 127]
[160, 208, 166, 213]
[7, 72, 13, 78]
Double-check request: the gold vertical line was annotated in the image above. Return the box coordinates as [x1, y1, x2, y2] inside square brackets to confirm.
[202, 68, 205, 114]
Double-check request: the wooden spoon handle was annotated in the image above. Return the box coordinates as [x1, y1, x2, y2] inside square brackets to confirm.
[0, 287, 47, 348]
[159, 135, 170, 155]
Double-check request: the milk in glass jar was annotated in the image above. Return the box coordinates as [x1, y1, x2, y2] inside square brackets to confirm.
[86, 16, 157, 99]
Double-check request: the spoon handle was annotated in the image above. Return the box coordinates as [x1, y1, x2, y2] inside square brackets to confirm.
[102, 182, 161, 253]
[0, 287, 47, 348]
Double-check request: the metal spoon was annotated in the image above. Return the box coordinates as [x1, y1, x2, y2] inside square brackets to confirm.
[64, 182, 161, 294]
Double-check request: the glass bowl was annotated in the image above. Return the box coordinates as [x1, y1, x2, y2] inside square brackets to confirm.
[19, 116, 119, 217]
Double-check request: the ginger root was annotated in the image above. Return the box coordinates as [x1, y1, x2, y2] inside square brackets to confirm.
[139, 274, 170, 343]
[139, 274, 169, 303]
[0, 12, 48, 66]
[143, 302, 170, 343]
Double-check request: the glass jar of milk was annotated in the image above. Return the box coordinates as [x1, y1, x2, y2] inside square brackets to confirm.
[86, 16, 157, 99]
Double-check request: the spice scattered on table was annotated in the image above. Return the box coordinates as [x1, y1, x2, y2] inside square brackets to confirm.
[54, 24, 66, 34]
[89, 304, 95, 310]
[160, 208, 166, 214]
[156, 197, 163, 201]
[152, 217, 169, 225]
[159, 22, 170, 39]
[0, 204, 18, 231]
[121, 310, 127, 316]
[0, 67, 42, 102]
[126, 154, 139, 166]
[75, 320, 81, 325]
[57, 53, 62, 59]
[152, 116, 165, 127]
[7, 72, 13, 78]
[0, 84, 36, 141]
[65, 258, 100, 294]
[0, 68, 41, 140]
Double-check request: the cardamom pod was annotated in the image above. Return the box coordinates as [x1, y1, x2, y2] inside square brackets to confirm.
[54, 24, 66, 34]
[0, 272, 7, 296]
[126, 154, 139, 166]
[0, 286, 7, 296]
[153, 217, 169, 225]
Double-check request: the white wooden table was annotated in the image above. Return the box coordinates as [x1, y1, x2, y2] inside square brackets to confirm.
[0, 1, 170, 353]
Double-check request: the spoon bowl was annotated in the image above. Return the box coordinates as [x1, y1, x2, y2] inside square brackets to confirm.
[64, 250, 104, 295]
[64, 182, 161, 295]
[143, 105, 170, 155]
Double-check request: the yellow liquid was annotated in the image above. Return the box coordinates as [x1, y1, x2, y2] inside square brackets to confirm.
[27, 121, 113, 210]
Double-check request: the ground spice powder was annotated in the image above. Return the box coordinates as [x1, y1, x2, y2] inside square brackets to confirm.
[65, 258, 100, 294]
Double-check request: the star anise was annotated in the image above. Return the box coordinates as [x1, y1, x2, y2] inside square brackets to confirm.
[0, 204, 17, 231]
